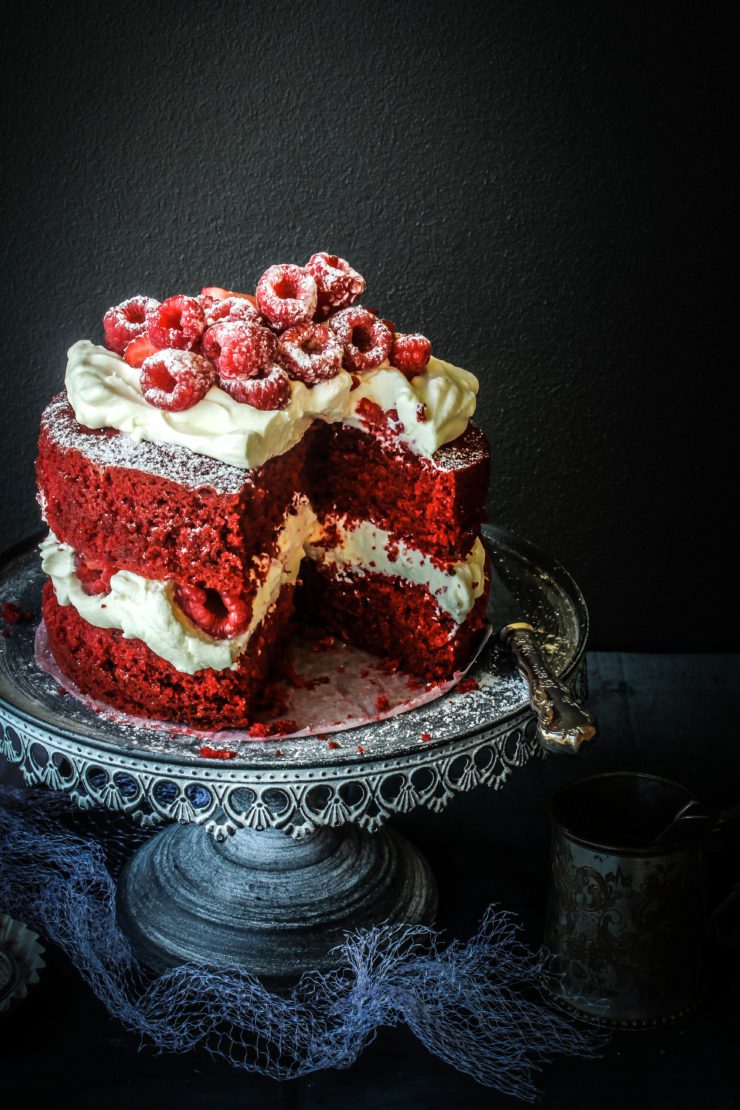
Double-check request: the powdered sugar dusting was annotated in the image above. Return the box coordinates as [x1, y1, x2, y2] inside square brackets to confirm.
[43, 394, 251, 494]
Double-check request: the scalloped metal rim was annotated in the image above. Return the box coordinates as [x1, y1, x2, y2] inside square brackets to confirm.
[0, 525, 589, 838]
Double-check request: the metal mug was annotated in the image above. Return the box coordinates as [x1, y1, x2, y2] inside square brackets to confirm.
[544, 772, 711, 1028]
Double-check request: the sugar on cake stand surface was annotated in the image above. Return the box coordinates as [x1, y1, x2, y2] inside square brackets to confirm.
[0, 524, 588, 979]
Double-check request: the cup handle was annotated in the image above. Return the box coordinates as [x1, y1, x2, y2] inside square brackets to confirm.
[707, 805, 740, 946]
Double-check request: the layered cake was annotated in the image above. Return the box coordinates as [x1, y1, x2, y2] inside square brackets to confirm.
[36, 253, 491, 728]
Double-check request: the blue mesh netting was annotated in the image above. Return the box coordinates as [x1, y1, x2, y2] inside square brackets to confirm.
[0, 785, 601, 1100]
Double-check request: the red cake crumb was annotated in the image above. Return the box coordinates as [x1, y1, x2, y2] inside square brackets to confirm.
[420, 732, 432, 742]
[248, 722, 273, 738]
[2, 601, 33, 624]
[274, 748, 283, 757]
[199, 745, 238, 760]
[456, 677, 479, 693]
[357, 744, 365, 755]
[328, 740, 340, 750]
[272, 719, 298, 736]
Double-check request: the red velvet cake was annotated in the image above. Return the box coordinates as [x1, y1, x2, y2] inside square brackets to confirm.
[36, 254, 491, 728]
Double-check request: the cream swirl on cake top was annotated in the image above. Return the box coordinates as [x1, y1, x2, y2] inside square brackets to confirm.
[65, 340, 479, 470]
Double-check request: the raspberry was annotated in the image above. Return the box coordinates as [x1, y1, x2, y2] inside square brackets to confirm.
[74, 554, 116, 596]
[146, 295, 206, 351]
[103, 296, 159, 355]
[329, 306, 393, 372]
[256, 264, 317, 330]
[123, 335, 159, 368]
[175, 583, 251, 639]
[392, 333, 432, 377]
[277, 322, 344, 384]
[305, 252, 365, 316]
[219, 364, 291, 410]
[203, 320, 276, 378]
[203, 295, 261, 327]
[140, 350, 217, 411]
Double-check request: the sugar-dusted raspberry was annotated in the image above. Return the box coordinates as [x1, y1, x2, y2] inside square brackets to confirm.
[140, 350, 217, 411]
[306, 252, 365, 316]
[146, 295, 207, 351]
[74, 554, 116, 596]
[391, 333, 432, 377]
[202, 320, 277, 378]
[203, 295, 261, 327]
[329, 305, 393, 372]
[219, 364, 291, 410]
[277, 322, 344, 384]
[123, 335, 159, 368]
[256, 264, 317, 330]
[103, 296, 159, 355]
[175, 583, 251, 639]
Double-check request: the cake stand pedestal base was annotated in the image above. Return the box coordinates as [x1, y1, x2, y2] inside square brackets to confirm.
[116, 823, 437, 980]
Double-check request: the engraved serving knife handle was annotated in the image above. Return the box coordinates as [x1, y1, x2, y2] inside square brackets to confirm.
[501, 623, 597, 754]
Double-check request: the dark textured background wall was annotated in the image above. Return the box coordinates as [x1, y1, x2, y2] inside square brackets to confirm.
[1, 1, 731, 649]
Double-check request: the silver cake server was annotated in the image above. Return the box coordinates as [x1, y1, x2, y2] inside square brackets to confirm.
[487, 558, 596, 755]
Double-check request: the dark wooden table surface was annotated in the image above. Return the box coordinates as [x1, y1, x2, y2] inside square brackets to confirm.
[2, 652, 739, 1109]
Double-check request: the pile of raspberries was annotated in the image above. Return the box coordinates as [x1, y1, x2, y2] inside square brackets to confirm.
[102, 253, 432, 412]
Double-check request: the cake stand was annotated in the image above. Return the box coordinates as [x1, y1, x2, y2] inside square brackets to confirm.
[0, 525, 590, 980]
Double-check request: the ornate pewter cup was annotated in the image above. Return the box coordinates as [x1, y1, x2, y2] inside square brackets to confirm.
[544, 772, 707, 1028]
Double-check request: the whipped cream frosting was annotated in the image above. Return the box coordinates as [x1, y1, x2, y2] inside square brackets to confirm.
[65, 340, 478, 470]
[306, 515, 487, 626]
[344, 359, 479, 458]
[40, 498, 316, 674]
[66, 341, 351, 471]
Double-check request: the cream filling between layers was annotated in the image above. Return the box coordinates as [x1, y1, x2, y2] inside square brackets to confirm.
[306, 516, 487, 626]
[41, 514, 487, 674]
[39, 497, 317, 675]
[65, 341, 479, 468]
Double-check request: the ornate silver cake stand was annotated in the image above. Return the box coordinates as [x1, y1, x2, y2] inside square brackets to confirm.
[0, 526, 589, 979]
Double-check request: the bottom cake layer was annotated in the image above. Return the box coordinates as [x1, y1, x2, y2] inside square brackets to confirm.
[42, 580, 296, 729]
[297, 561, 489, 680]
[41, 519, 491, 727]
